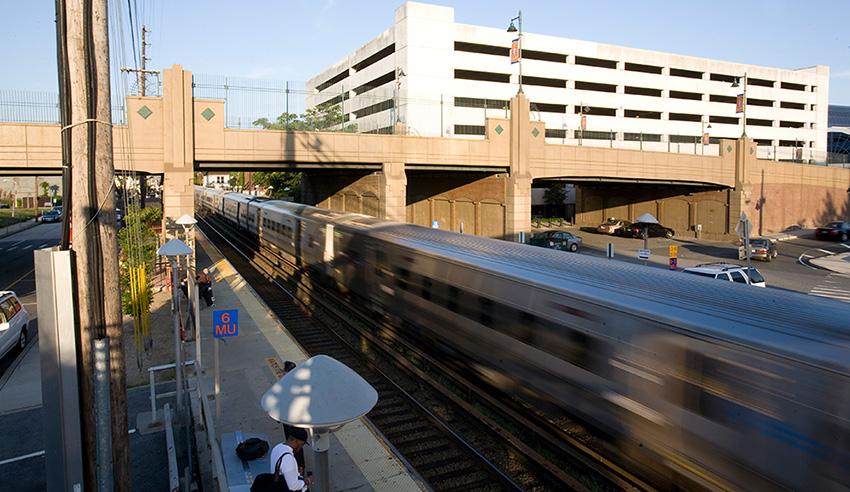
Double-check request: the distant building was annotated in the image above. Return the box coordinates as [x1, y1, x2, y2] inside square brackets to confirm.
[827, 105, 850, 163]
[307, 1, 830, 160]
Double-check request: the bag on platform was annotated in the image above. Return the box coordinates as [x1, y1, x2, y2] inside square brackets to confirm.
[236, 437, 269, 461]
[251, 453, 296, 492]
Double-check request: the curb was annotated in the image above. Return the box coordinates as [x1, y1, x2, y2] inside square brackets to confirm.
[764, 230, 814, 242]
[0, 219, 38, 239]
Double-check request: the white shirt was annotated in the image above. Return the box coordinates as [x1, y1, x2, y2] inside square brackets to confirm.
[269, 443, 306, 491]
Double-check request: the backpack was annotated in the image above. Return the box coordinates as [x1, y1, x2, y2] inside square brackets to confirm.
[251, 452, 299, 492]
[236, 437, 269, 461]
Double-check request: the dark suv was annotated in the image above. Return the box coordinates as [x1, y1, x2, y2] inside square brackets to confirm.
[619, 222, 675, 239]
[815, 221, 850, 242]
[529, 230, 582, 252]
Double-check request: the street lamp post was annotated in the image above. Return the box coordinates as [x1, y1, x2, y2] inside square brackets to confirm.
[394, 67, 405, 130]
[506, 11, 523, 93]
[157, 239, 193, 414]
[635, 213, 659, 265]
[176, 214, 200, 371]
[701, 121, 712, 155]
[2, 178, 18, 218]
[731, 73, 748, 137]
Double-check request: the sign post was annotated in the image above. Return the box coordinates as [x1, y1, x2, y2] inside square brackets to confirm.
[668, 244, 678, 270]
[735, 212, 752, 273]
[213, 309, 238, 420]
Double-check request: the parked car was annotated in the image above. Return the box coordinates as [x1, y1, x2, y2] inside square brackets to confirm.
[815, 221, 850, 242]
[738, 238, 778, 262]
[529, 230, 582, 252]
[40, 210, 61, 223]
[0, 203, 9, 209]
[619, 221, 675, 239]
[0, 291, 29, 359]
[682, 263, 767, 287]
[597, 218, 632, 235]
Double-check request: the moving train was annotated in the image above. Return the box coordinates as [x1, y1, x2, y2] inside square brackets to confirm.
[196, 186, 850, 490]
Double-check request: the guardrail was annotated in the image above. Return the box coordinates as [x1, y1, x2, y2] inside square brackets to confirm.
[148, 360, 195, 423]
[164, 403, 180, 492]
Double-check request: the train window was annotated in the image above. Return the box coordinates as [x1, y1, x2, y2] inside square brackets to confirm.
[478, 297, 493, 326]
[447, 286, 461, 312]
[420, 277, 432, 300]
[395, 268, 410, 290]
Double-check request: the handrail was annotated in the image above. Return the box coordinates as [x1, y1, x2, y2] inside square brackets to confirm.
[148, 359, 195, 422]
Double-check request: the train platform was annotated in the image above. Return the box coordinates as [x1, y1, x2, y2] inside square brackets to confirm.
[191, 231, 424, 491]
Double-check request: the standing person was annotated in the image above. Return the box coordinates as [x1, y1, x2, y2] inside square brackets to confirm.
[267, 426, 312, 491]
[196, 268, 214, 307]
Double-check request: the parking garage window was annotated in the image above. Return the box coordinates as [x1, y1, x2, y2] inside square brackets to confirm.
[670, 68, 703, 79]
[670, 90, 702, 101]
[575, 81, 617, 93]
[624, 62, 663, 74]
[625, 86, 662, 97]
[574, 56, 617, 69]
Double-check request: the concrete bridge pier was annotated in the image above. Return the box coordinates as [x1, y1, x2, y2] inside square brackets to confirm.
[505, 92, 534, 240]
[381, 162, 407, 223]
[160, 65, 195, 236]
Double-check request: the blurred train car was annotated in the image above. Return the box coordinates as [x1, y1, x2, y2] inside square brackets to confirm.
[195, 187, 850, 490]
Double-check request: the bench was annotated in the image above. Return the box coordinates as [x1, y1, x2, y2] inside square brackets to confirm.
[221, 431, 273, 491]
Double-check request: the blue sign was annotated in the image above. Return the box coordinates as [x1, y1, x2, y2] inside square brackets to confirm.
[213, 309, 238, 338]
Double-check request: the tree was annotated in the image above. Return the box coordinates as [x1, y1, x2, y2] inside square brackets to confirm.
[49, 184, 60, 196]
[228, 172, 245, 190]
[40, 181, 49, 197]
[253, 172, 302, 200]
[253, 103, 357, 132]
[543, 184, 567, 217]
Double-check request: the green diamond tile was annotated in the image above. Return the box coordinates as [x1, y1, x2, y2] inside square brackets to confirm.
[494, 124, 504, 135]
[726, 145, 733, 153]
[749, 147, 754, 155]
[137, 105, 152, 119]
[531, 127, 540, 138]
[201, 107, 216, 121]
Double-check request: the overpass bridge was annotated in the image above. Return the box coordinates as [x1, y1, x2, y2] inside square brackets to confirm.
[1, 65, 848, 239]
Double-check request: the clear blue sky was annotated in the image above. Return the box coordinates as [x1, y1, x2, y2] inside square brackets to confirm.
[2, 0, 849, 104]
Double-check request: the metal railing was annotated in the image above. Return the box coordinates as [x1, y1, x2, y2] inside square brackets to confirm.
[148, 359, 195, 423]
[0, 88, 127, 124]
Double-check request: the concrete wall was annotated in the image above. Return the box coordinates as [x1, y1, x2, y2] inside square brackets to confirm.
[742, 159, 850, 233]
[575, 185, 732, 239]
[406, 172, 506, 237]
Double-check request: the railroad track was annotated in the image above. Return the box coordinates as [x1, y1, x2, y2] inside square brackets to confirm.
[198, 214, 655, 491]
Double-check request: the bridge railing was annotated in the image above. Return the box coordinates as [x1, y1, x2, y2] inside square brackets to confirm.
[0, 88, 127, 125]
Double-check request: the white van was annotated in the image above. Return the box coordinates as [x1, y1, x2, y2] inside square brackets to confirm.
[682, 263, 767, 288]
[0, 292, 29, 359]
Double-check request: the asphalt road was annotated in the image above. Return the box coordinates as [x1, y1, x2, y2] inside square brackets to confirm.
[549, 225, 849, 297]
[0, 222, 171, 491]
[0, 223, 60, 376]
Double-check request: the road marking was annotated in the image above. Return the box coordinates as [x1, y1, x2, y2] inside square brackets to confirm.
[5, 246, 16, 251]
[817, 248, 833, 254]
[38, 243, 49, 249]
[809, 274, 850, 303]
[4, 268, 34, 291]
[842, 243, 850, 249]
[0, 450, 44, 466]
[800, 254, 813, 258]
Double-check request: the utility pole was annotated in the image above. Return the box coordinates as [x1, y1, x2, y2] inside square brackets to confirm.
[63, 0, 130, 489]
[120, 25, 159, 96]
[140, 26, 148, 96]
